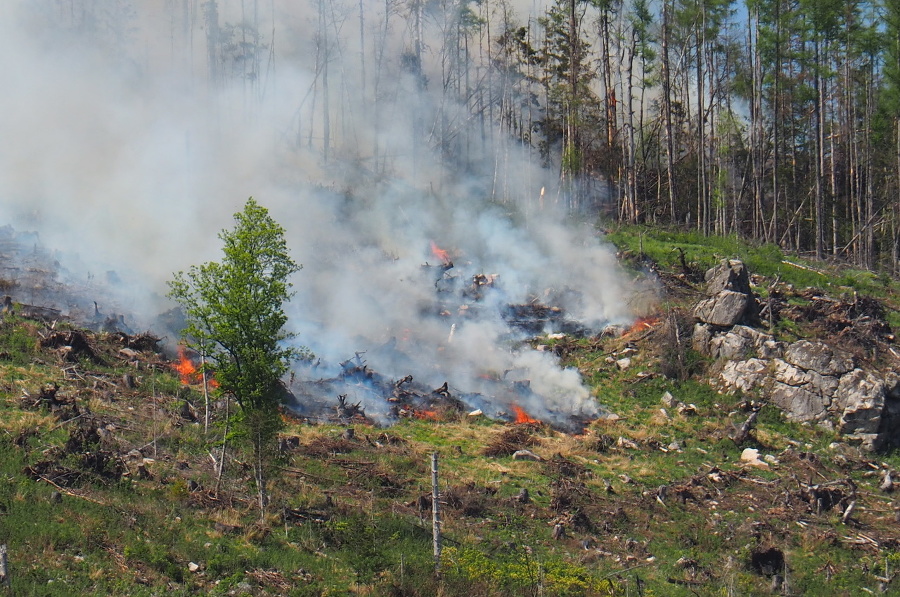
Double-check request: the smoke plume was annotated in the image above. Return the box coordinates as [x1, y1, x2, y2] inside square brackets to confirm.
[0, 1, 635, 426]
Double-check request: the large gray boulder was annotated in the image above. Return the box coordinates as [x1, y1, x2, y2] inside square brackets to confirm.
[833, 369, 885, 435]
[704, 259, 752, 296]
[693, 260, 896, 451]
[694, 290, 751, 326]
[770, 382, 830, 422]
[785, 341, 854, 377]
[694, 323, 786, 360]
[710, 325, 780, 360]
[720, 358, 769, 393]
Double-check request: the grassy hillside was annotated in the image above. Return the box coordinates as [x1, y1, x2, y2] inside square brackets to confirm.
[1, 227, 900, 595]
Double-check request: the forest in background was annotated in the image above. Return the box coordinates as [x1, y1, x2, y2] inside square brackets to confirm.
[23, 0, 900, 271]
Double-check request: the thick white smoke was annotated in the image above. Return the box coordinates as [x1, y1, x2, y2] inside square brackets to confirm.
[0, 1, 634, 427]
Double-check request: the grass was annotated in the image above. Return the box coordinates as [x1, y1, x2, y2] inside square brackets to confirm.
[2, 229, 900, 594]
[606, 225, 900, 299]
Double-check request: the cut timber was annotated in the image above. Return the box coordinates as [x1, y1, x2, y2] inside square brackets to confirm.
[781, 260, 826, 275]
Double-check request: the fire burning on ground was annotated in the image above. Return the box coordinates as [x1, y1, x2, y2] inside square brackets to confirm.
[172, 346, 196, 384]
[172, 346, 217, 388]
[430, 241, 453, 267]
[284, 237, 630, 434]
[625, 315, 660, 336]
[512, 403, 540, 425]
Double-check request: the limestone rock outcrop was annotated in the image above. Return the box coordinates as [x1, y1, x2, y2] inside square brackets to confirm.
[691, 261, 897, 451]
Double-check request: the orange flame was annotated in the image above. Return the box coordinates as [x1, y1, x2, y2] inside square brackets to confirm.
[172, 346, 218, 388]
[430, 241, 452, 266]
[414, 409, 440, 421]
[173, 346, 197, 384]
[512, 403, 540, 424]
[625, 315, 660, 336]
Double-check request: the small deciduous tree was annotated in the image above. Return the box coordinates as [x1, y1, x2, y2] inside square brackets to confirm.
[168, 197, 302, 518]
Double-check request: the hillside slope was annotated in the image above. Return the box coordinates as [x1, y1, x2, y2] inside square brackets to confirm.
[1, 228, 900, 596]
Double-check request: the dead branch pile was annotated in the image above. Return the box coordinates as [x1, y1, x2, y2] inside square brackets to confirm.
[443, 482, 497, 517]
[109, 331, 162, 353]
[245, 569, 292, 592]
[775, 288, 894, 346]
[297, 436, 357, 458]
[543, 453, 592, 480]
[25, 419, 124, 487]
[794, 478, 857, 516]
[40, 330, 103, 363]
[482, 424, 542, 457]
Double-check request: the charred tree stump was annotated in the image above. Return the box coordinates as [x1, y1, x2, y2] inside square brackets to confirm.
[732, 404, 763, 445]
[552, 523, 566, 540]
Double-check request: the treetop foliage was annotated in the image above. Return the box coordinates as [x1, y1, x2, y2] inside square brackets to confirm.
[167, 197, 303, 412]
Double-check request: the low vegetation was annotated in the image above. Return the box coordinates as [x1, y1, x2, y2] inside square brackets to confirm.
[1, 227, 900, 595]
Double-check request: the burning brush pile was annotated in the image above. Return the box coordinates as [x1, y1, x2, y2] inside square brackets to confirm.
[286, 241, 626, 432]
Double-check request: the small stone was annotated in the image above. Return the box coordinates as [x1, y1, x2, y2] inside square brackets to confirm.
[677, 403, 697, 416]
[512, 449, 541, 461]
[661, 391, 678, 408]
[740, 448, 769, 468]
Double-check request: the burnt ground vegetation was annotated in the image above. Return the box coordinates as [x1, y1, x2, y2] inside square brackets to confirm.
[2, 228, 900, 594]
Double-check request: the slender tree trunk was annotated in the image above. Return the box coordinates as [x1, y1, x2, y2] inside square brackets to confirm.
[661, 0, 677, 222]
[813, 38, 825, 259]
[696, 10, 707, 235]
[254, 434, 268, 520]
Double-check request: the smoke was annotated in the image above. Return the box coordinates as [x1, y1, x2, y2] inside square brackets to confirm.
[0, 1, 635, 427]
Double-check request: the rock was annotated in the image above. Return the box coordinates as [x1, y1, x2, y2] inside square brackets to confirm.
[704, 259, 752, 296]
[785, 340, 854, 376]
[708, 325, 757, 359]
[118, 347, 140, 360]
[693, 290, 751, 326]
[694, 323, 785, 360]
[691, 323, 715, 355]
[616, 357, 632, 370]
[188, 562, 200, 573]
[719, 358, 769, 393]
[833, 369, 885, 435]
[758, 339, 787, 359]
[843, 433, 884, 451]
[512, 449, 541, 461]
[677, 403, 697, 416]
[616, 437, 639, 450]
[740, 448, 769, 468]
[772, 359, 811, 387]
[661, 391, 678, 408]
[770, 382, 829, 422]
[880, 471, 894, 493]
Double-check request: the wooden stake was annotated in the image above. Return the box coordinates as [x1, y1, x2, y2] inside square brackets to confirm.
[0, 543, 10, 589]
[431, 452, 441, 576]
[201, 349, 210, 435]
